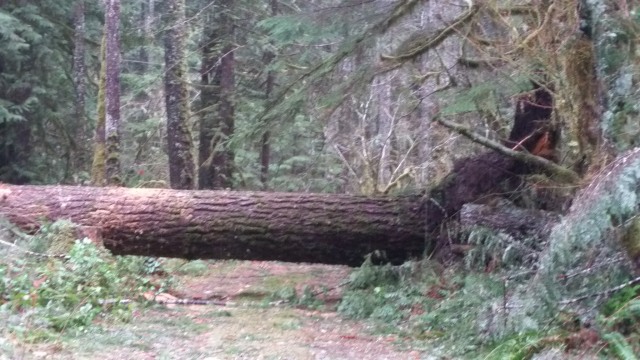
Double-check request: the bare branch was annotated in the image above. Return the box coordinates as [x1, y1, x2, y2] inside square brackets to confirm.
[559, 275, 640, 305]
[381, 1, 481, 62]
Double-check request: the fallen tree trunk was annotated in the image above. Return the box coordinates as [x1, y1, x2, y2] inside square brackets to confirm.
[0, 149, 556, 265]
[0, 185, 426, 265]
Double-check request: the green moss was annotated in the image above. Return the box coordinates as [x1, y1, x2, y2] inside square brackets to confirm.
[590, 5, 640, 150]
[91, 32, 107, 186]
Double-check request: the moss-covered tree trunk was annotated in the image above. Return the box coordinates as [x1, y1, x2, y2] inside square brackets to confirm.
[0, 185, 426, 266]
[164, 0, 195, 190]
[104, 0, 122, 185]
[90, 33, 107, 186]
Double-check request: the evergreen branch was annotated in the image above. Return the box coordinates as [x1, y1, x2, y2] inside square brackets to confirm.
[435, 116, 581, 183]
[258, 0, 422, 124]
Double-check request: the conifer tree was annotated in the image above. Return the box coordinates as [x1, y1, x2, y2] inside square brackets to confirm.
[105, 0, 122, 185]
[164, 0, 194, 189]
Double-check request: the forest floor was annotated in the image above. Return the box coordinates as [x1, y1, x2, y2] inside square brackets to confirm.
[11, 261, 428, 360]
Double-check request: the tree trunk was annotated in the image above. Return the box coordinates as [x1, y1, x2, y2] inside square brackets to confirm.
[0, 142, 547, 265]
[260, 0, 278, 190]
[197, 9, 220, 190]
[0, 185, 426, 266]
[211, 13, 236, 189]
[71, 0, 87, 175]
[260, 52, 274, 190]
[105, 0, 122, 185]
[137, 0, 154, 74]
[164, 0, 195, 189]
[90, 33, 107, 186]
[197, 3, 236, 190]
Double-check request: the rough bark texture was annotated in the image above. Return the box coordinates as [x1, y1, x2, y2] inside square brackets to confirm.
[164, 0, 195, 189]
[0, 148, 546, 265]
[0, 185, 426, 266]
[105, 0, 122, 185]
[211, 21, 235, 189]
[90, 33, 107, 186]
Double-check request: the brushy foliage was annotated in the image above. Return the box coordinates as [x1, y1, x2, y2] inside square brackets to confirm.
[599, 286, 640, 358]
[338, 257, 519, 356]
[340, 232, 640, 358]
[521, 151, 640, 317]
[0, 220, 163, 341]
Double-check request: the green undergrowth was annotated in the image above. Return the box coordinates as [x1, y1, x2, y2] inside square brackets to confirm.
[598, 284, 640, 359]
[0, 219, 168, 343]
[339, 252, 640, 359]
[338, 256, 510, 356]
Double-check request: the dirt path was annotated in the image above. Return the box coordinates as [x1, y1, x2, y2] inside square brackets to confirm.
[20, 261, 428, 359]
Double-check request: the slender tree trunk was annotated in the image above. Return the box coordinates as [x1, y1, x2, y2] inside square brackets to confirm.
[198, 3, 235, 189]
[260, 0, 278, 190]
[164, 0, 195, 189]
[212, 34, 235, 188]
[90, 33, 107, 186]
[198, 13, 220, 189]
[137, 0, 154, 73]
[105, 0, 122, 185]
[71, 0, 87, 176]
[375, 73, 393, 188]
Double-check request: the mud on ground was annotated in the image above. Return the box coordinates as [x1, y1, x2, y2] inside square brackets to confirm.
[16, 261, 426, 360]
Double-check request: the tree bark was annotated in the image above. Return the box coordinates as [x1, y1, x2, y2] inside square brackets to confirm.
[0, 185, 426, 266]
[197, 9, 221, 189]
[213, 44, 235, 189]
[211, 13, 235, 189]
[164, 0, 195, 189]
[197, 2, 235, 190]
[90, 32, 107, 186]
[0, 144, 547, 265]
[105, 0, 122, 185]
[260, 0, 278, 190]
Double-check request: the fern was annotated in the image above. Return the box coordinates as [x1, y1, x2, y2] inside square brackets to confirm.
[603, 332, 638, 360]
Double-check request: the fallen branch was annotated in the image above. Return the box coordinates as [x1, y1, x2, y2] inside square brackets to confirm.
[435, 115, 580, 183]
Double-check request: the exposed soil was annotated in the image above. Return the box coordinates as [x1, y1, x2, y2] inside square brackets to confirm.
[14, 261, 429, 359]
